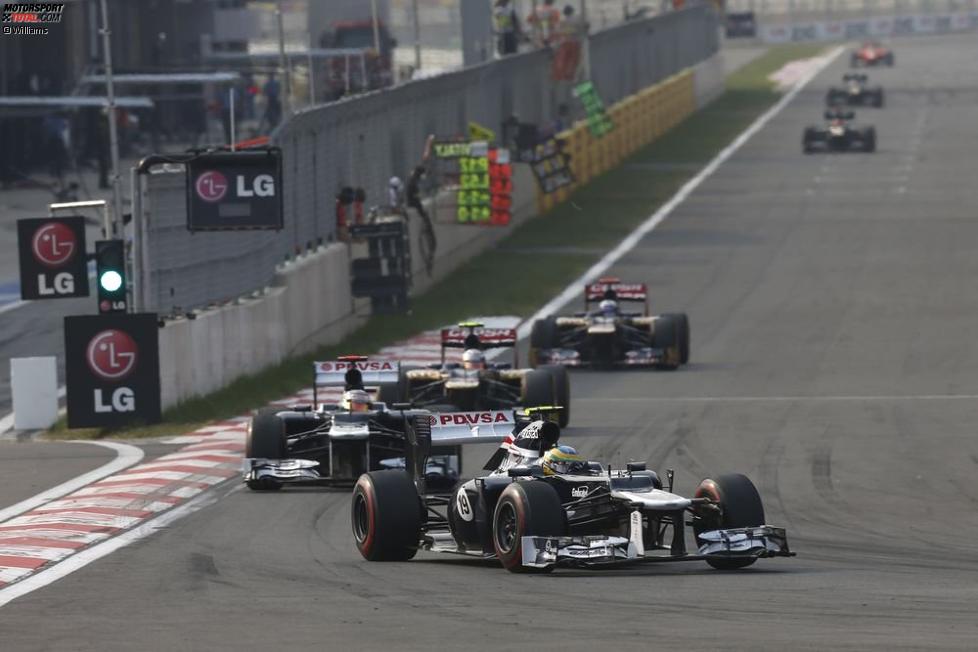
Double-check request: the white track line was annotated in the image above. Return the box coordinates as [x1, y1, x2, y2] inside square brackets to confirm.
[514, 46, 845, 340]
[575, 394, 978, 403]
[0, 441, 144, 524]
[0, 484, 230, 608]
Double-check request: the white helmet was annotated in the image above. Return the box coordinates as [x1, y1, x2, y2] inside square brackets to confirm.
[598, 299, 618, 316]
[341, 389, 372, 413]
[462, 348, 486, 370]
[389, 176, 403, 190]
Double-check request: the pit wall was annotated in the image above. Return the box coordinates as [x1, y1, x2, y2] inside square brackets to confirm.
[157, 54, 725, 410]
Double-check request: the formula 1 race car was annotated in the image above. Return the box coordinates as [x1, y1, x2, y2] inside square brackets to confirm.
[351, 410, 794, 572]
[850, 41, 894, 67]
[399, 322, 571, 427]
[803, 109, 876, 153]
[245, 357, 480, 491]
[528, 278, 689, 370]
[826, 74, 884, 108]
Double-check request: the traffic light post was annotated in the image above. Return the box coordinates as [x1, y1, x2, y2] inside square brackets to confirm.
[95, 240, 128, 314]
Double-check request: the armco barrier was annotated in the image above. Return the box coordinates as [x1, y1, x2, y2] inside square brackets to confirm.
[536, 63, 705, 215]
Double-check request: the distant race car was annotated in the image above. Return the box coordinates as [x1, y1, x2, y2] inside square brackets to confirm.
[850, 42, 894, 67]
[244, 356, 477, 491]
[803, 109, 876, 153]
[528, 277, 689, 370]
[352, 410, 794, 572]
[399, 322, 571, 427]
[826, 73, 884, 108]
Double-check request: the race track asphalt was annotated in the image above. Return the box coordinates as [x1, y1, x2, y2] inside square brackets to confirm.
[1, 35, 977, 650]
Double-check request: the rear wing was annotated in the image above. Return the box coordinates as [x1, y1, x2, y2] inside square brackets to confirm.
[440, 322, 518, 365]
[312, 357, 399, 405]
[584, 277, 648, 314]
[428, 410, 516, 445]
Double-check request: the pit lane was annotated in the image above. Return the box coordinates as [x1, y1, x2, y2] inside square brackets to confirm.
[1, 35, 977, 650]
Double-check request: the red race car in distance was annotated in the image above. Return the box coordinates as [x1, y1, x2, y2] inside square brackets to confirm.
[851, 42, 894, 67]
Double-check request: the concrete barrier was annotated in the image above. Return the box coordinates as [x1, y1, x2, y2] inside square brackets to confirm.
[158, 243, 364, 409]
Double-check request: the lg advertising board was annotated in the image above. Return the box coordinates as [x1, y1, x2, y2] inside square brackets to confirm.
[16, 216, 89, 300]
[186, 148, 283, 231]
[64, 314, 161, 428]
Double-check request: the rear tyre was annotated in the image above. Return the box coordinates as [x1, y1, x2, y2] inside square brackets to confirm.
[802, 128, 815, 154]
[539, 364, 570, 427]
[693, 473, 766, 570]
[521, 369, 556, 409]
[245, 411, 286, 491]
[493, 481, 566, 572]
[652, 315, 680, 370]
[662, 312, 690, 364]
[352, 470, 422, 561]
[862, 127, 877, 153]
[529, 317, 558, 367]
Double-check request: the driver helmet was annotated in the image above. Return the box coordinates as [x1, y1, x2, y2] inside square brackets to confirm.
[598, 299, 618, 317]
[541, 445, 587, 476]
[341, 389, 372, 413]
[388, 176, 403, 190]
[462, 348, 486, 371]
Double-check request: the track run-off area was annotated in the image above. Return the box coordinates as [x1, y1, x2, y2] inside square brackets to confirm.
[1, 35, 977, 650]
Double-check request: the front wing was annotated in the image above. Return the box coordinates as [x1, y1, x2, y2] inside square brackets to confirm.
[536, 346, 672, 368]
[520, 526, 793, 569]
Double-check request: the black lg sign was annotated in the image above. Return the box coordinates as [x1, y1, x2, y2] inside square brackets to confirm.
[17, 217, 90, 300]
[186, 148, 283, 231]
[65, 314, 161, 428]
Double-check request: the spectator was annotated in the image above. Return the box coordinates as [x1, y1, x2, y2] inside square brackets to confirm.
[493, 0, 520, 57]
[262, 73, 282, 131]
[527, 0, 561, 48]
[552, 5, 586, 81]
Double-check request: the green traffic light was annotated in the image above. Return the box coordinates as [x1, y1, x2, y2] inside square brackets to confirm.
[99, 270, 123, 293]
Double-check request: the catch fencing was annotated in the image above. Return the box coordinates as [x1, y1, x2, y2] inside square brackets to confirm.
[136, 5, 718, 315]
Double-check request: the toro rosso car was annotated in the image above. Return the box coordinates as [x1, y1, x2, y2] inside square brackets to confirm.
[399, 322, 571, 427]
[803, 109, 876, 153]
[528, 278, 690, 370]
[352, 409, 794, 572]
[245, 356, 476, 491]
[826, 74, 884, 108]
[850, 41, 894, 67]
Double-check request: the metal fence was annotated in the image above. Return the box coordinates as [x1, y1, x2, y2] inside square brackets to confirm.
[138, 5, 718, 315]
[724, 0, 978, 20]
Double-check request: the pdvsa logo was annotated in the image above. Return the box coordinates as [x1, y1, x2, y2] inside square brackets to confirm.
[86, 329, 138, 413]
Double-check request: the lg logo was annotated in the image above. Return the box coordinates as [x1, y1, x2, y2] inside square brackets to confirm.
[86, 329, 137, 413]
[32, 222, 76, 295]
[195, 170, 276, 203]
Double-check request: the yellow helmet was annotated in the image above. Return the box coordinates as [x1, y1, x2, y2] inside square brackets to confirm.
[541, 445, 586, 475]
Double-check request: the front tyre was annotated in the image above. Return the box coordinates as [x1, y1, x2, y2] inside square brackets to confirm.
[693, 473, 765, 570]
[245, 410, 286, 491]
[492, 481, 566, 573]
[352, 470, 422, 561]
[662, 312, 690, 364]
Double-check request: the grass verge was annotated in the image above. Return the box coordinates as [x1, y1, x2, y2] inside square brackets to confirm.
[48, 44, 825, 441]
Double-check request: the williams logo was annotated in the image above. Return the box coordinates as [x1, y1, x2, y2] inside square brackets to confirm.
[1, 3, 63, 35]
